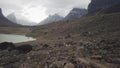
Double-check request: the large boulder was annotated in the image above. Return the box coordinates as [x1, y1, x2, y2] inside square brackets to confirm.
[0, 42, 15, 51]
[16, 44, 32, 54]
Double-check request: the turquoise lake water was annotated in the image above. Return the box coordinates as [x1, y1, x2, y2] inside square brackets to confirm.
[0, 34, 36, 43]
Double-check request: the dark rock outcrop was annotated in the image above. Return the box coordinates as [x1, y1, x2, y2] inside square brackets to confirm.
[0, 42, 15, 51]
[64, 8, 87, 21]
[88, 0, 120, 14]
[0, 42, 32, 54]
[16, 44, 32, 54]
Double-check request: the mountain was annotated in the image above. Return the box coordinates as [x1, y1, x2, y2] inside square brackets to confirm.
[31, 13, 120, 39]
[98, 3, 120, 14]
[1, 1, 120, 67]
[39, 14, 63, 25]
[0, 8, 18, 26]
[88, 0, 120, 14]
[6, 13, 17, 23]
[7, 13, 37, 26]
[64, 8, 87, 21]
[39, 8, 87, 25]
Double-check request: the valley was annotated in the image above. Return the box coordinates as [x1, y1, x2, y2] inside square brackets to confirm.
[0, 12, 120, 68]
[0, 0, 120, 68]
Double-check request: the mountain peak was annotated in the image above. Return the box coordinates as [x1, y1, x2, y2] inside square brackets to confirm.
[0, 8, 18, 26]
[72, 8, 86, 10]
[39, 14, 63, 25]
[7, 12, 17, 23]
[64, 8, 87, 21]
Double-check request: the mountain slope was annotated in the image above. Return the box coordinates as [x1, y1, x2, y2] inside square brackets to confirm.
[30, 13, 120, 40]
[88, 0, 120, 14]
[39, 14, 63, 25]
[0, 8, 18, 26]
[98, 3, 120, 14]
[64, 8, 87, 21]
[6, 13, 17, 23]
[7, 13, 37, 26]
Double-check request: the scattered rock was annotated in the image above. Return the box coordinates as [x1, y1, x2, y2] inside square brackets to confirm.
[49, 61, 67, 68]
[64, 63, 75, 68]
[43, 44, 49, 48]
[107, 58, 120, 64]
[91, 55, 103, 60]
[0, 38, 119, 68]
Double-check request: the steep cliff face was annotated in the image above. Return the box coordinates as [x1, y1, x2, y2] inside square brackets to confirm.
[98, 3, 120, 14]
[88, 0, 120, 14]
[39, 14, 63, 25]
[64, 8, 87, 21]
[6, 13, 17, 23]
[0, 9, 2, 16]
[7, 13, 37, 26]
[0, 8, 5, 20]
[0, 8, 18, 26]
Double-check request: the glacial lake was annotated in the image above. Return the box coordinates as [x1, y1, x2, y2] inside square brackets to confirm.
[0, 34, 36, 43]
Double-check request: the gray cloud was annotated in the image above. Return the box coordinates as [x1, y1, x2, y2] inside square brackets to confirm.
[31, 0, 91, 16]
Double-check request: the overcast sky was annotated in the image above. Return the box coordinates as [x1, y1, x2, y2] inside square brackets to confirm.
[0, 0, 91, 23]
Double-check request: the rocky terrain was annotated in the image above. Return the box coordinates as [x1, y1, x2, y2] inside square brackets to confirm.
[0, 39, 119, 68]
[0, 26, 31, 35]
[0, 12, 119, 68]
